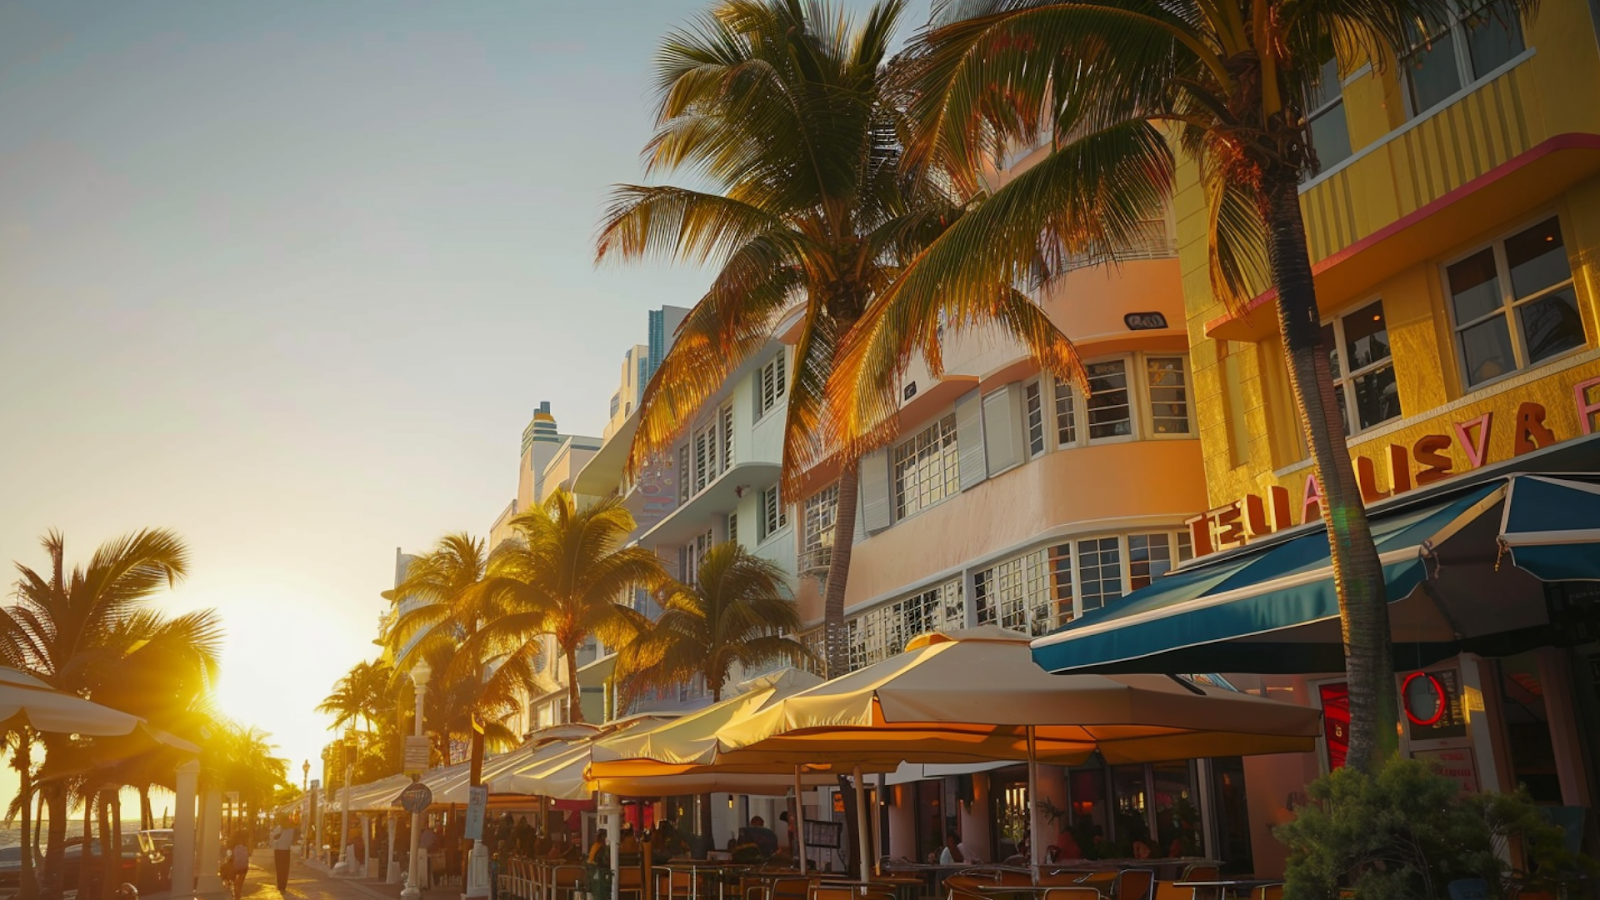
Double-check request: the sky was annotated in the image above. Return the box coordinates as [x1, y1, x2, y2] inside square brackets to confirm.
[0, 0, 930, 807]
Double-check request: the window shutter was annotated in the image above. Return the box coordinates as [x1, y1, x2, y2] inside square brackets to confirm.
[859, 450, 892, 534]
[983, 385, 1022, 476]
[955, 389, 987, 491]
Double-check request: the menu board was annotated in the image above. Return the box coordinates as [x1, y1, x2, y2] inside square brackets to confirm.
[1413, 747, 1480, 792]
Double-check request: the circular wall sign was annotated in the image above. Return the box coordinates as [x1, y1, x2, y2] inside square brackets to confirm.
[1402, 672, 1447, 727]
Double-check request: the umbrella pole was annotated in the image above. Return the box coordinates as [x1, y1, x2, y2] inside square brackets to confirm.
[1026, 726, 1040, 881]
[793, 767, 807, 876]
[853, 765, 870, 884]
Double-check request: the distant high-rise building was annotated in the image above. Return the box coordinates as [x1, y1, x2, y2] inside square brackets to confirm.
[646, 306, 690, 385]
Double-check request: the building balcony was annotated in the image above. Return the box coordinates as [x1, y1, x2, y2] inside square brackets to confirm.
[635, 460, 782, 549]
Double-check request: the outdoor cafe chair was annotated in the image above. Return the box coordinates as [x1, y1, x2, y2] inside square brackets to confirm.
[1112, 870, 1155, 900]
[1249, 886, 1282, 900]
[747, 873, 811, 900]
[549, 864, 587, 900]
[617, 865, 645, 900]
[1178, 867, 1218, 885]
[1043, 889, 1102, 900]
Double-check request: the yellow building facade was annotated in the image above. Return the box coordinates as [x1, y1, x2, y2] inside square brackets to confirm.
[1183, 1, 1600, 534]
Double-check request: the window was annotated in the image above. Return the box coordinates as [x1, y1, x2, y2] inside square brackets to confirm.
[1145, 356, 1191, 435]
[1048, 544, 1074, 629]
[721, 404, 735, 468]
[1305, 56, 1351, 173]
[677, 445, 691, 503]
[1402, 1, 1525, 115]
[1127, 533, 1176, 590]
[1321, 300, 1401, 433]
[1085, 361, 1133, 440]
[893, 414, 961, 518]
[846, 580, 963, 672]
[1076, 536, 1123, 613]
[726, 512, 738, 547]
[973, 553, 1047, 634]
[1053, 377, 1077, 447]
[1024, 381, 1046, 457]
[609, 393, 621, 418]
[760, 484, 787, 540]
[678, 528, 714, 584]
[802, 485, 839, 572]
[693, 420, 719, 493]
[757, 352, 787, 419]
[1447, 216, 1582, 388]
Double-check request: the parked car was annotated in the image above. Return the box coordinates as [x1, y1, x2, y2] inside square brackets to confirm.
[43, 835, 167, 895]
[0, 845, 45, 895]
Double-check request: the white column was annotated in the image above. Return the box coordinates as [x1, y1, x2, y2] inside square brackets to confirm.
[363, 815, 378, 878]
[958, 775, 991, 863]
[387, 814, 402, 884]
[196, 788, 224, 894]
[852, 767, 870, 882]
[1536, 648, 1593, 807]
[1035, 764, 1068, 858]
[886, 783, 913, 862]
[171, 761, 200, 900]
[401, 663, 431, 900]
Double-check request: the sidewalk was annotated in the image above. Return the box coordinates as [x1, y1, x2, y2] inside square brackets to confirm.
[232, 849, 422, 900]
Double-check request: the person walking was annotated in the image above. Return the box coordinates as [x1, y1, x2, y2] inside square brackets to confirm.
[230, 831, 251, 900]
[270, 817, 295, 891]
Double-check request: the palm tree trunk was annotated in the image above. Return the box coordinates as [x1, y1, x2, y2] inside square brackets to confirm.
[101, 793, 118, 900]
[140, 787, 153, 831]
[17, 733, 36, 900]
[40, 780, 67, 900]
[1263, 172, 1397, 771]
[821, 460, 861, 678]
[565, 646, 584, 724]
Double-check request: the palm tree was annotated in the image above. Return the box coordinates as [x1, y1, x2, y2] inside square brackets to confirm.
[596, 0, 1078, 678]
[317, 659, 393, 734]
[831, 0, 1541, 771]
[381, 533, 536, 781]
[473, 489, 664, 724]
[625, 542, 813, 703]
[3, 530, 221, 900]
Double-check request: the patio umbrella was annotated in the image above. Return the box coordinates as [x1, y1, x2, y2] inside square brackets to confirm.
[0, 666, 199, 751]
[713, 628, 1322, 874]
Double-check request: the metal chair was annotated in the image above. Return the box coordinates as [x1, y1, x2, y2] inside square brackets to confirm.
[1042, 889, 1102, 900]
[1112, 870, 1155, 900]
[549, 864, 587, 900]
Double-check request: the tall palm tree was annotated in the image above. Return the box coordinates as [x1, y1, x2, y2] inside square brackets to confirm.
[381, 533, 536, 781]
[625, 542, 813, 704]
[3, 530, 221, 900]
[317, 659, 393, 734]
[596, 0, 1079, 678]
[473, 489, 664, 724]
[830, 0, 1541, 771]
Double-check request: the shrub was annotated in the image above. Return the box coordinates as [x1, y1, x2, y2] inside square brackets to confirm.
[1274, 757, 1584, 900]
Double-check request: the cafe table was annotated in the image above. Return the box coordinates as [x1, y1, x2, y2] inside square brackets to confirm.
[1173, 878, 1282, 900]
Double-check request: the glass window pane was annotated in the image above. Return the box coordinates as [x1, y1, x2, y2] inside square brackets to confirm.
[1076, 536, 1122, 613]
[1459, 316, 1517, 386]
[1505, 217, 1570, 299]
[1351, 364, 1402, 431]
[1145, 357, 1190, 435]
[1054, 378, 1077, 446]
[1321, 322, 1340, 380]
[1406, 30, 1462, 111]
[1447, 248, 1504, 323]
[1467, 9, 1524, 78]
[1519, 286, 1586, 364]
[1335, 384, 1350, 436]
[1085, 361, 1131, 439]
[1024, 382, 1046, 456]
[1341, 301, 1392, 371]
[1308, 105, 1352, 170]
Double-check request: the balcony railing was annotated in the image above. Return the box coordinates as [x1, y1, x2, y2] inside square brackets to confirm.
[799, 545, 832, 575]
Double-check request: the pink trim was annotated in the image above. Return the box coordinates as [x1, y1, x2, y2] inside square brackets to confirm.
[1205, 133, 1600, 337]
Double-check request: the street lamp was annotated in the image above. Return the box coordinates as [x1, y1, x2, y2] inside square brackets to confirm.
[400, 659, 432, 900]
[302, 760, 312, 859]
[339, 730, 355, 874]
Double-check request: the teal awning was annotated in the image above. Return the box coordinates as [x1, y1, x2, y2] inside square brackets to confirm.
[1499, 476, 1600, 581]
[1032, 483, 1507, 675]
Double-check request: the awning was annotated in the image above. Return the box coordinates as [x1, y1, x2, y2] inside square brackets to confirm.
[1032, 481, 1524, 675]
[1499, 476, 1600, 581]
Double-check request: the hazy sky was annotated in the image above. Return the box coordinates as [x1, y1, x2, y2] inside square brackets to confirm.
[0, 0, 929, 804]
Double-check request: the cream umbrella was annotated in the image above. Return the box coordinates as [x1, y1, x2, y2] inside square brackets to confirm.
[713, 629, 1322, 875]
[0, 666, 199, 751]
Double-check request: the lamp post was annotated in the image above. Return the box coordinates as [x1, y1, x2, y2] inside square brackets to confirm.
[400, 659, 432, 900]
[302, 761, 311, 859]
[338, 730, 355, 874]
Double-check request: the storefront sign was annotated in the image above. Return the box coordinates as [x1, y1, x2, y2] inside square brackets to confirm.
[465, 785, 488, 841]
[1318, 682, 1350, 770]
[1402, 672, 1447, 726]
[1188, 373, 1600, 554]
[1124, 312, 1169, 330]
[404, 735, 431, 776]
[1412, 748, 1480, 793]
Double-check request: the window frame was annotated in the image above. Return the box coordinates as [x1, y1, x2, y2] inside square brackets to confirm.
[1303, 55, 1352, 177]
[1322, 297, 1403, 435]
[759, 484, 788, 543]
[1440, 212, 1584, 393]
[1028, 353, 1194, 454]
[1400, 1, 1528, 119]
[755, 351, 788, 422]
[891, 412, 962, 520]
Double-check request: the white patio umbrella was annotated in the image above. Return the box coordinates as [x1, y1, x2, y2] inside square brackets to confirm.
[0, 666, 198, 751]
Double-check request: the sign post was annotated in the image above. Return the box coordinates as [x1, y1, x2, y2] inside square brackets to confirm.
[464, 785, 488, 842]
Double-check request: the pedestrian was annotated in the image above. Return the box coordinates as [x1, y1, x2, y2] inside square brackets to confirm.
[419, 822, 439, 888]
[230, 830, 251, 900]
[270, 816, 295, 892]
